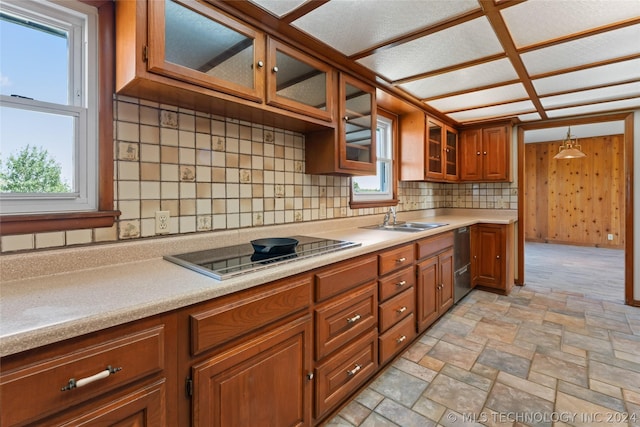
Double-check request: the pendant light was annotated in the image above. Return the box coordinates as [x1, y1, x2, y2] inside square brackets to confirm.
[554, 127, 586, 159]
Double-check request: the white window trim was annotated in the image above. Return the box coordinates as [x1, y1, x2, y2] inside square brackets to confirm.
[0, 0, 98, 215]
[351, 115, 394, 202]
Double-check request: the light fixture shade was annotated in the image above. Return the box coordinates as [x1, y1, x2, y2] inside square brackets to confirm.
[554, 126, 586, 159]
[554, 147, 586, 159]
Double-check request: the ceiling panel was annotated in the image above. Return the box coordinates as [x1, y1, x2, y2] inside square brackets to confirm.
[521, 24, 640, 76]
[291, 0, 479, 57]
[532, 58, 640, 95]
[525, 122, 626, 143]
[247, 0, 308, 18]
[356, 17, 503, 82]
[427, 83, 528, 113]
[501, 0, 640, 48]
[540, 82, 640, 109]
[447, 100, 535, 123]
[398, 58, 518, 99]
[547, 97, 640, 118]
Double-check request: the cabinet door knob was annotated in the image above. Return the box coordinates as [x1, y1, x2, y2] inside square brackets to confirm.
[496, 255, 500, 259]
[346, 364, 362, 377]
[396, 257, 406, 263]
[257, 60, 264, 68]
[306, 372, 314, 380]
[396, 280, 407, 287]
[272, 66, 279, 73]
[396, 306, 407, 314]
[483, 151, 488, 155]
[346, 313, 361, 324]
[476, 151, 481, 155]
[343, 116, 349, 122]
[396, 335, 407, 344]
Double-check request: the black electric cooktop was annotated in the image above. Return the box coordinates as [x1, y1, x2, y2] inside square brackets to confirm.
[164, 235, 361, 280]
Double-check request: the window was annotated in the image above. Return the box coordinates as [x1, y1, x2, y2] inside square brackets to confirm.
[351, 112, 397, 206]
[0, 0, 98, 215]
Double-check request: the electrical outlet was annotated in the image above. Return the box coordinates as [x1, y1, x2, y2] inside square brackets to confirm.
[155, 211, 170, 235]
[607, 233, 614, 241]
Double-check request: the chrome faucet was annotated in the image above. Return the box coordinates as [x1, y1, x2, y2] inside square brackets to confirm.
[382, 207, 397, 226]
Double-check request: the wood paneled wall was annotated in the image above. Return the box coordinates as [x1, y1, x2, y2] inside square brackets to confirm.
[524, 134, 625, 248]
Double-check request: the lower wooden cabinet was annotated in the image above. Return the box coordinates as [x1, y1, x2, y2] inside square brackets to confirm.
[191, 315, 312, 427]
[471, 223, 514, 294]
[416, 247, 454, 333]
[0, 315, 175, 427]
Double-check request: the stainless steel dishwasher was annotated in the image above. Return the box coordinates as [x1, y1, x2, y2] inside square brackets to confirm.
[453, 226, 472, 303]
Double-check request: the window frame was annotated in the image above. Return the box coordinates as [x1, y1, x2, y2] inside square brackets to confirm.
[349, 108, 399, 209]
[0, 0, 118, 235]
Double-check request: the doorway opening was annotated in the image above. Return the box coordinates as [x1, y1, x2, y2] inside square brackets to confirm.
[517, 113, 634, 305]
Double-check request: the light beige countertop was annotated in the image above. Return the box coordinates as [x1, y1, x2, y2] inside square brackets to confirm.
[0, 209, 516, 357]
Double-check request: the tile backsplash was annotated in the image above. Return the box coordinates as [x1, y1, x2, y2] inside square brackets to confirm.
[0, 96, 517, 253]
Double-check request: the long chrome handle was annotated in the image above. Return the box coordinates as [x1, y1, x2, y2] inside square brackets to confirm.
[346, 314, 361, 324]
[346, 364, 362, 377]
[61, 365, 121, 391]
[396, 306, 407, 314]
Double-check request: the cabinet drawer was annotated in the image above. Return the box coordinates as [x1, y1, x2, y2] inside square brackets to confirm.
[379, 266, 415, 302]
[1, 326, 165, 427]
[379, 313, 417, 365]
[315, 256, 377, 302]
[378, 287, 415, 333]
[416, 231, 453, 260]
[378, 244, 414, 276]
[191, 275, 311, 355]
[315, 329, 378, 420]
[315, 282, 377, 360]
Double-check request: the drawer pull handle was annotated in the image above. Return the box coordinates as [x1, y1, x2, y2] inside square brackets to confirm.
[61, 365, 121, 391]
[396, 257, 406, 263]
[396, 306, 407, 314]
[346, 314, 361, 324]
[346, 364, 362, 377]
[396, 335, 407, 344]
[396, 280, 407, 287]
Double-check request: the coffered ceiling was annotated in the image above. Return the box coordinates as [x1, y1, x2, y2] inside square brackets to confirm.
[240, 0, 640, 127]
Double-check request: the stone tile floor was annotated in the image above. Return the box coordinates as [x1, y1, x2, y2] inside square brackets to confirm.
[325, 245, 639, 427]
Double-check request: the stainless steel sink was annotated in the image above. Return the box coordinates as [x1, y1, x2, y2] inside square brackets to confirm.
[361, 222, 448, 232]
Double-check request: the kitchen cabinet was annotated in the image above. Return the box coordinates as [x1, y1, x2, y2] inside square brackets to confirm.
[399, 113, 458, 182]
[312, 255, 378, 421]
[376, 243, 416, 364]
[305, 74, 377, 175]
[0, 315, 176, 427]
[116, 0, 333, 131]
[415, 232, 454, 332]
[459, 124, 512, 182]
[184, 275, 313, 427]
[471, 223, 514, 294]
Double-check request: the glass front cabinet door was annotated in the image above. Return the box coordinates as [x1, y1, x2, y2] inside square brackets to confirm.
[339, 74, 376, 173]
[147, 0, 265, 102]
[266, 39, 334, 122]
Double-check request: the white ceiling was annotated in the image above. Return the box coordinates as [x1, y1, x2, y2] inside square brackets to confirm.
[244, 0, 640, 134]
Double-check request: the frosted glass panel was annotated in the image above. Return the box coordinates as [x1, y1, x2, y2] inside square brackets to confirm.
[293, 0, 478, 56]
[427, 83, 527, 112]
[502, 0, 640, 48]
[521, 25, 640, 75]
[541, 82, 640, 109]
[357, 17, 503, 81]
[447, 100, 534, 122]
[533, 58, 640, 95]
[547, 97, 640, 118]
[399, 58, 517, 99]
[518, 112, 542, 122]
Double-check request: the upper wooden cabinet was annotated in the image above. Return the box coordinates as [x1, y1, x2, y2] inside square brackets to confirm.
[116, 0, 333, 131]
[305, 74, 377, 175]
[459, 124, 512, 182]
[399, 112, 458, 182]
